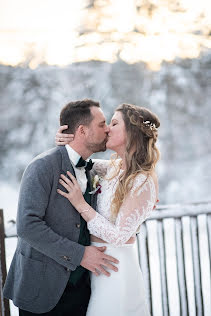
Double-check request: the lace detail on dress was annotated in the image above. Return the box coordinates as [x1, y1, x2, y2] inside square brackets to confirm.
[88, 163, 157, 246]
[130, 174, 148, 197]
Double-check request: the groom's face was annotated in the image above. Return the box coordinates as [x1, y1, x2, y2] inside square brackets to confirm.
[85, 106, 109, 153]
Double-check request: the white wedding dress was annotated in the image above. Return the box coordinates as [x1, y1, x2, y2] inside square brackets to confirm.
[86, 159, 157, 316]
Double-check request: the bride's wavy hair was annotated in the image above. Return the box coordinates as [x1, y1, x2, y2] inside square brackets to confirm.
[110, 103, 160, 221]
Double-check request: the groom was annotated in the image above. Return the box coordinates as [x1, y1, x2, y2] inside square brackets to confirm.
[3, 99, 118, 315]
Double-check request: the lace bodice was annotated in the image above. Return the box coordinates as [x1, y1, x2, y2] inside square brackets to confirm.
[88, 159, 157, 246]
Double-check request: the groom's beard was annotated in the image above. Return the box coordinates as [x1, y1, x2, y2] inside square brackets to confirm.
[87, 138, 108, 153]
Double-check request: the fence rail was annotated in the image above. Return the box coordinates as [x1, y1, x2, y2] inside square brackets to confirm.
[1, 202, 211, 316]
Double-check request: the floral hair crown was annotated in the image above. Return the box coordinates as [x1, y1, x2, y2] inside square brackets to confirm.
[142, 120, 157, 131]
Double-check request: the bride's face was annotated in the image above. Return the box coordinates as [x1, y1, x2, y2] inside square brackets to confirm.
[106, 111, 127, 155]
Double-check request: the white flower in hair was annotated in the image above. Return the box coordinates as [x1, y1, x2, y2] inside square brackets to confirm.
[143, 120, 157, 130]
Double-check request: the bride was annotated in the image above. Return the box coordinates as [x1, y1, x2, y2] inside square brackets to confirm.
[56, 103, 160, 316]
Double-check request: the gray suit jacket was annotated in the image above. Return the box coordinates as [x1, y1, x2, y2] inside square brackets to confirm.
[3, 146, 97, 313]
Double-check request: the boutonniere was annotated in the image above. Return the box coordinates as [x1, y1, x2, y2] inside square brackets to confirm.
[89, 175, 102, 195]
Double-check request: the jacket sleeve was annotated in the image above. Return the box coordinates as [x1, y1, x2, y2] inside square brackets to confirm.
[16, 157, 84, 270]
[87, 174, 157, 246]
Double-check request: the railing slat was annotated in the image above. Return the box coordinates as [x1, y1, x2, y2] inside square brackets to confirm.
[182, 217, 196, 316]
[164, 219, 181, 316]
[137, 223, 152, 314]
[207, 214, 211, 270]
[157, 220, 169, 316]
[190, 216, 203, 316]
[146, 220, 163, 316]
[198, 215, 211, 316]
[175, 218, 188, 316]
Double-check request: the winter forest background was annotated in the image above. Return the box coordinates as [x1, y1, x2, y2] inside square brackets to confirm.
[0, 0, 211, 315]
[1, 55, 211, 211]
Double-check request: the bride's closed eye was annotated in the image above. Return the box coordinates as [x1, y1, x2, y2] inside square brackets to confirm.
[111, 120, 118, 126]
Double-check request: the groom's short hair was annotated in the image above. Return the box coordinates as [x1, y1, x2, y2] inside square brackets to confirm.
[60, 99, 100, 134]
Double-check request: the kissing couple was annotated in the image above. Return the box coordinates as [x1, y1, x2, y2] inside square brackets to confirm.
[4, 99, 160, 316]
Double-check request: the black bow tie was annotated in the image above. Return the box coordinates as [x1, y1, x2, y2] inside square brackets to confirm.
[76, 157, 94, 171]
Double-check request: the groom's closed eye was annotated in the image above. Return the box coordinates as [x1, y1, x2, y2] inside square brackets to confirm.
[99, 121, 106, 127]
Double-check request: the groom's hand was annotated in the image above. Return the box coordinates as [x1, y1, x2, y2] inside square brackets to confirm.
[80, 246, 119, 277]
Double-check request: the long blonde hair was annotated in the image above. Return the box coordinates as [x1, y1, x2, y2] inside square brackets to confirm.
[110, 103, 160, 221]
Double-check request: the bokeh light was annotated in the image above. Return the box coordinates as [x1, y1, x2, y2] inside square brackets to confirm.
[0, 0, 210, 69]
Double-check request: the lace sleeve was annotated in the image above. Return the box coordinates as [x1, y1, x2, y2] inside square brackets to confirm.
[92, 159, 111, 177]
[87, 174, 157, 246]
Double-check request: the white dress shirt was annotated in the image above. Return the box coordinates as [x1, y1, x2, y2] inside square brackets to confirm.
[65, 145, 88, 194]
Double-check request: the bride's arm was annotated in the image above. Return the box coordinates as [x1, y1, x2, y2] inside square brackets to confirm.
[86, 174, 157, 245]
[58, 172, 158, 246]
[55, 125, 73, 145]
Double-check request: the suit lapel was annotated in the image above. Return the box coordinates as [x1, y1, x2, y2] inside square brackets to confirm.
[86, 169, 99, 210]
[85, 169, 93, 205]
[58, 146, 76, 176]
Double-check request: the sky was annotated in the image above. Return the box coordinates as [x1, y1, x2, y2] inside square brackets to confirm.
[0, 0, 211, 69]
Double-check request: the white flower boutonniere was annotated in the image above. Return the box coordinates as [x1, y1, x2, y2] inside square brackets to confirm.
[89, 175, 102, 195]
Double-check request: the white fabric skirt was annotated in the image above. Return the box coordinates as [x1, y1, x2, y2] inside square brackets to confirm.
[86, 241, 150, 316]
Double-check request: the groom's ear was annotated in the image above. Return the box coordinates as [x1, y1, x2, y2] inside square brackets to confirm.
[77, 125, 86, 136]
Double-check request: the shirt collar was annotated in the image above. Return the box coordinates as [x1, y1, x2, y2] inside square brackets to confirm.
[65, 145, 82, 167]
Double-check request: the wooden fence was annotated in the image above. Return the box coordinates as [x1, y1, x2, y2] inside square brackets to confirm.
[0, 209, 10, 316]
[1, 203, 211, 316]
[137, 202, 211, 316]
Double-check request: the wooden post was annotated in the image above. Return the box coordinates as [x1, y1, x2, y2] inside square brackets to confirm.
[0, 209, 10, 316]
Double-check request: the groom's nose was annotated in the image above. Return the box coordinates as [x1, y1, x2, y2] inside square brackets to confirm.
[105, 125, 110, 133]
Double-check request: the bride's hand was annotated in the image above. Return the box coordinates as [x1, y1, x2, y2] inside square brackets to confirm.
[55, 125, 74, 146]
[57, 171, 85, 211]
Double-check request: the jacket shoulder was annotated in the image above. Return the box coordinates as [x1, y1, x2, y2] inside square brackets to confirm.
[21, 147, 61, 180]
